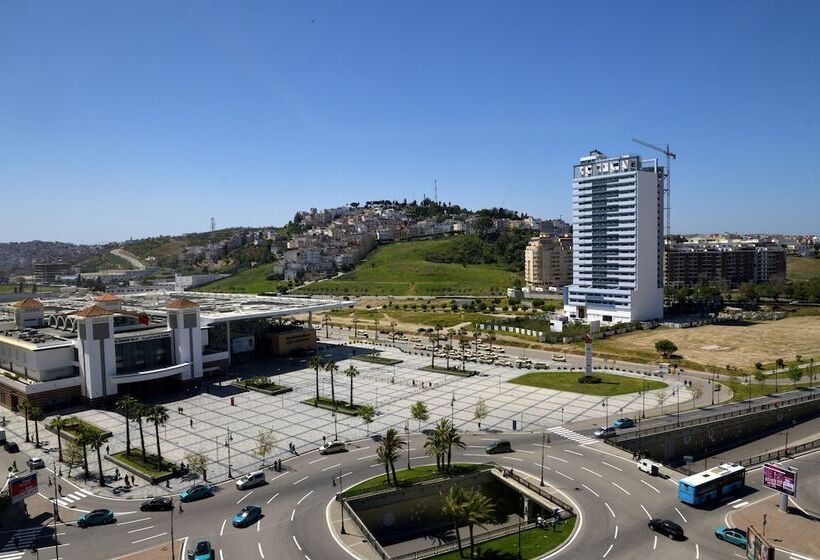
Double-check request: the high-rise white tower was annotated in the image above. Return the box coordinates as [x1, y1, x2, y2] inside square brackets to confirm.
[563, 150, 664, 324]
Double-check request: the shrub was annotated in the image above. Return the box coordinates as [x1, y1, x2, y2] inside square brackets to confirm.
[578, 375, 602, 384]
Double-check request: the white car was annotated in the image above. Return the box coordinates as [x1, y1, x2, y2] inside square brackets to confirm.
[235, 470, 265, 490]
[593, 426, 617, 439]
[27, 457, 45, 470]
[319, 440, 347, 455]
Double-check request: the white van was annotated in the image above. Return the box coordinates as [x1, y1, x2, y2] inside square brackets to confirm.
[236, 470, 266, 490]
[638, 459, 661, 476]
[552, 354, 566, 362]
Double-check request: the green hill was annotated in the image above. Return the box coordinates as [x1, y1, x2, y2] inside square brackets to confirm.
[295, 238, 520, 296]
[195, 264, 285, 294]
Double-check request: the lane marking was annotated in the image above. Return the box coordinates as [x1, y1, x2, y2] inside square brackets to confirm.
[291, 509, 296, 521]
[293, 476, 309, 485]
[640, 504, 651, 520]
[556, 471, 574, 481]
[309, 457, 327, 464]
[603, 544, 613, 558]
[266, 492, 280, 505]
[180, 536, 189, 560]
[237, 490, 253, 504]
[219, 550, 224, 560]
[517, 450, 536, 455]
[640, 480, 660, 494]
[582, 484, 599, 498]
[674, 507, 688, 523]
[614, 525, 618, 540]
[292, 536, 302, 551]
[547, 455, 568, 463]
[132, 532, 166, 544]
[564, 449, 583, 456]
[349, 446, 370, 453]
[297, 490, 314, 505]
[695, 543, 700, 559]
[127, 525, 155, 534]
[257, 520, 261, 532]
[358, 454, 378, 460]
[118, 517, 152, 526]
[220, 519, 226, 536]
[728, 498, 742, 505]
[732, 501, 749, 509]
[501, 456, 523, 462]
[322, 463, 342, 472]
[582, 467, 602, 478]
[611, 482, 630, 496]
[259, 542, 266, 558]
[601, 461, 623, 472]
[604, 503, 615, 518]
[534, 463, 552, 471]
[653, 535, 657, 550]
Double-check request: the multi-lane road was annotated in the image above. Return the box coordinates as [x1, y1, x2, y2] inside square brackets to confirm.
[2, 424, 773, 560]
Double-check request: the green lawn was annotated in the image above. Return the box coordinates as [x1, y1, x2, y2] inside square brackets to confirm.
[0, 284, 56, 294]
[330, 308, 499, 329]
[509, 371, 667, 396]
[196, 264, 288, 294]
[302, 396, 362, 415]
[720, 378, 814, 401]
[79, 251, 134, 272]
[63, 417, 111, 439]
[421, 365, 476, 377]
[352, 354, 403, 366]
[295, 238, 520, 296]
[787, 256, 820, 281]
[111, 451, 175, 478]
[429, 520, 575, 560]
[343, 464, 489, 497]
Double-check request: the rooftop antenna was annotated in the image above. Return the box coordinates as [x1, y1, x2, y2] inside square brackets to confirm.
[434, 179, 438, 204]
[632, 138, 676, 242]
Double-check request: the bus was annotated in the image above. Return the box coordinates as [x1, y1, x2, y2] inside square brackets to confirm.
[677, 463, 746, 506]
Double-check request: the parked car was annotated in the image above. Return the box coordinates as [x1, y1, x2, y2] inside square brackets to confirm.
[593, 426, 617, 439]
[485, 440, 513, 454]
[77, 509, 116, 528]
[4, 441, 19, 453]
[648, 518, 684, 540]
[319, 440, 347, 455]
[179, 483, 213, 502]
[612, 418, 635, 429]
[236, 471, 265, 490]
[552, 354, 566, 362]
[715, 527, 748, 548]
[140, 497, 173, 511]
[27, 457, 45, 469]
[190, 540, 215, 560]
[232, 505, 262, 527]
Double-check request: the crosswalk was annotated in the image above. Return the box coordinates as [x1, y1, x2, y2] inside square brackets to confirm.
[0, 526, 42, 559]
[54, 487, 95, 507]
[547, 426, 599, 446]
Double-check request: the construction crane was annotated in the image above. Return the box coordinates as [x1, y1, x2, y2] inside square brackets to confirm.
[632, 137, 676, 241]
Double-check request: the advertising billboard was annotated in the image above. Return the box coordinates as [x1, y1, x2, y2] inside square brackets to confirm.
[763, 463, 797, 497]
[746, 526, 775, 560]
[9, 473, 38, 503]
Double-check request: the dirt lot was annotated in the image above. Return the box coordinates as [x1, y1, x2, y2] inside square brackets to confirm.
[599, 316, 820, 370]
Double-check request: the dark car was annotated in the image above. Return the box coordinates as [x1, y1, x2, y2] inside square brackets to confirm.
[140, 497, 173, 511]
[648, 518, 684, 540]
[4, 441, 19, 453]
[77, 509, 116, 528]
[485, 440, 512, 454]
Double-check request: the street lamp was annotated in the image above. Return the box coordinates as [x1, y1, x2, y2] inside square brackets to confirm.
[225, 429, 233, 478]
[602, 398, 608, 427]
[333, 411, 338, 441]
[405, 420, 411, 471]
[338, 467, 346, 535]
[560, 407, 564, 424]
[641, 378, 646, 418]
[540, 432, 545, 486]
[52, 461, 61, 560]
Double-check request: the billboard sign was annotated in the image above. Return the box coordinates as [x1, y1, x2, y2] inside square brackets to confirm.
[746, 526, 775, 560]
[9, 473, 38, 503]
[763, 463, 797, 497]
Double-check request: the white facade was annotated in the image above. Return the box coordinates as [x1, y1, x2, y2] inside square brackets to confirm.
[564, 150, 664, 324]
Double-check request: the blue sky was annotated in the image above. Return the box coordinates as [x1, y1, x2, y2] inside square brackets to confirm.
[1, 1, 818, 243]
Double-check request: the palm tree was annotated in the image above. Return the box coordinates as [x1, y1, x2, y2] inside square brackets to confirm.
[115, 395, 140, 456]
[309, 354, 324, 405]
[134, 403, 148, 463]
[377, 428, 405, 485]
[325, 361, 339, 410]
[49, 416, 71, 462]
[87, 431, 111, 486]
[441, 486, 467, 555]
[428, 334, 438, 368]
[30, 405, 44, 448]
[441, 419, 465, 472]
[424, 427, 446, 472]
[17, 399, 32, 443]
[345, 365, 359, 407]
[390, 321, 397, 343]
[463, 489, 495, 558]
[459, 332, 469, 371]
[75, 426, 92, 479]
[445, 330, 453, 370]
[146, 405, 169, 463]
[376, 444, 394, 486]
[374, 319, 380, 340]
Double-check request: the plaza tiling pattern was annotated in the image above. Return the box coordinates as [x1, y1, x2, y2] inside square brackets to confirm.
[68, 343, 682, 483]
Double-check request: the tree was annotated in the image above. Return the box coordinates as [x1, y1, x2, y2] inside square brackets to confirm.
[428, 334, 438, 367]
[656, 392, 669, 414]
[186, 452, 209, 481]
[754, 362, 763, 372]
[309, 354, 324, 405]
[116, 395, 140, 457]
[17, 399, 32, 443]
[410, 401, 429, 431]
[30, 405, 44, 448]
[463, 488, 496, 559]
[146, 405, 169, 463]
[473, 398, 489, 430]
[787, 367, 803, 386]
[424, 425, 446, 472]
[74, 427, 92, 479]
[64, 441, 85, 478]
[775, 358, 785, 370]
[254, 430, 276, 468]
[358, 404, 376, 435]
[390, 321, 397, 343]
[134, 403, 148, 463]
[49, 416, 71, 462]
[459, 333, 469, 371]
[690, 384, 703, 409]
[441, 486, 467, 556]
[754, 370, 766, 393]
[345, 365, 359, 407]
[654, 340, 678, 358]
[377, 428, 405, 485]
[86, 430, 111, 486]
[325, 361, 339, 410]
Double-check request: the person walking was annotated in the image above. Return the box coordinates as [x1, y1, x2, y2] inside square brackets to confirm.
[189, 418, 193, 428]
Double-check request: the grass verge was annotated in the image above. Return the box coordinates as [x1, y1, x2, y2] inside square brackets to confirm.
[420, 365, 477, 377]
[719, 379, 814, 402]
[509, 371, 667, 396]
[428, 519, 576, 560]
[110, 451, 175, 478]
[343, 464, 490, 498]
[301, 396, 362, 415]
[63, 417, 111, 439]
[352, 354, 403, 366]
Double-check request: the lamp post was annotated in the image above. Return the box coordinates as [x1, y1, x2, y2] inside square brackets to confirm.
[225, 429, 233, 479]
[333, 411, 338, 441]
[52, 462, 61, 560]
[540, 432, 545, 486]
[676, 382, 681, 426]
[517, 494, 523, 560]
[170, 504, 176, 560]
[641, 378, 646, 418]
[405, 420, 411, 470]
[746, 372, 752, 412]
[561, 407, 564, 424]
[602, 398, 608, 427]
[338, 467, 346, 535]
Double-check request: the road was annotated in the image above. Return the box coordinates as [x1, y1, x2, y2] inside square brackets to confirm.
[110, 248, 145, 270]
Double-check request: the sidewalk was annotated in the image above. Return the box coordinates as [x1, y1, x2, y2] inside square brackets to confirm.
[728, 493, 820, 560]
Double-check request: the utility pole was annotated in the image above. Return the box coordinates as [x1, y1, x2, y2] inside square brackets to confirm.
[540, 432, 545, 486]
[170, 505, 175, 560]
[338, 467, 346, 534]
[52, 462, 60, 559]
[225, 429, 233, 478]
[405, 420, 411, 471]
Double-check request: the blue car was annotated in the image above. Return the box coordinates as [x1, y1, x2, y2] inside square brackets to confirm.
[77, 509, 115, 528]
[179, 483, 213, 503]
[715, 526, 747, 548]
[612, 418, 635, 429]
[190, 540, 215, 560]
[232, 505, 262, 527]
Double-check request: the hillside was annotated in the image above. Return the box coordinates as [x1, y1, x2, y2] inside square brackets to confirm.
[120, 228, 249, 269]
[195, 264, 285, 294]
[295, 238, 521, 296]
[787, 256, 820, 281]
[79, 251, 134, 272]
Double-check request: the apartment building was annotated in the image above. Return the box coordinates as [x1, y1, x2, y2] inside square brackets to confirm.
[524, 235, 573, 289]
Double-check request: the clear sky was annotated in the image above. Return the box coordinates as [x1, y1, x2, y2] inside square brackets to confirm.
[1, 1, 818, 243]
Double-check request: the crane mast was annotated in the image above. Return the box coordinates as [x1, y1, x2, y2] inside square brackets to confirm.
[632, 137, 676, 242]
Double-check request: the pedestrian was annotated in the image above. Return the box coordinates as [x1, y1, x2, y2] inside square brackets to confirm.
[12, 460, 16, 471]
[13, 536, 18, 548]
[190, 418, 193, 428]
[536, 514, 543, 528]
[106, 445, 110, 455]
[58, 484, 63, 496]
[115, 468, 120, 480]
[322, 435, 326, 444]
